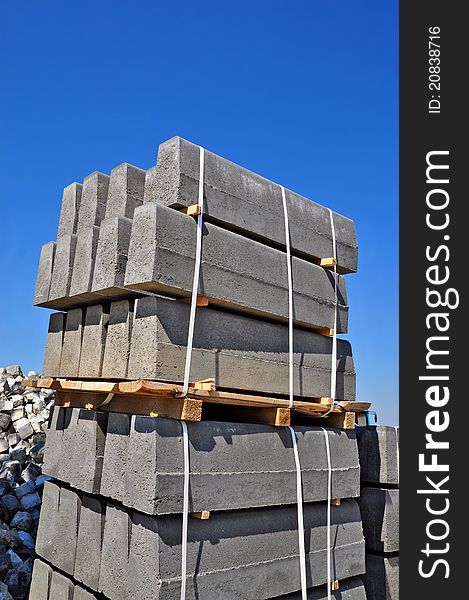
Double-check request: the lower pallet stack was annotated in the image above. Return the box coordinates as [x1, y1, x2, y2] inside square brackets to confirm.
[29, 407, 368, 599]
[357, 426, 400, 600]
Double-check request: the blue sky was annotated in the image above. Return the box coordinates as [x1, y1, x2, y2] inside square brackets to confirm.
[0, 1, 398, 424]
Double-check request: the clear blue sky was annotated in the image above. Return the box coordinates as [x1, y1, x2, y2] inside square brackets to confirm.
[0, 1, 398, 424]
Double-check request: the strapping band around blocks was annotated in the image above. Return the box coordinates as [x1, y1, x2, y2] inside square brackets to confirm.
[175, 146, 206, 399]
[288, 426, 308, 599]
[322, 426, 333, 600]
[180, 421, 190, 600]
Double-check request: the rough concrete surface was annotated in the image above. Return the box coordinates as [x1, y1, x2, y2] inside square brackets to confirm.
[42, 312, 65, 376]
[105, 163, 146, 220]
[76, 172, 110, 233]
[125, 202, 348, 332]
[100, 300, 133, 379]
[356, 426, 399, 486]
[363, 553, 399, 600]
[145, 136, 358, 273]
[360, 487, 399, 553]
[91, 215, 133, 292]
[69, 226, 100, 297]
[57, 183, 83, 239]
[34, 242, 56, 305]
[78, 305, 109, 378]
[273, 576, 366, 599]
[47, 234, 77, 303]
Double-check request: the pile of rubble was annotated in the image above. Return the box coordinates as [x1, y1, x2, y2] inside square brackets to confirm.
[0, 366, 54, 600]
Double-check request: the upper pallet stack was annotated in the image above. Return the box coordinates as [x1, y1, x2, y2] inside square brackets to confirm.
[33, 136, 358, 407]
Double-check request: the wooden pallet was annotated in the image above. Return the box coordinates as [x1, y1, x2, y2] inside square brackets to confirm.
[25, 378, 370, 429]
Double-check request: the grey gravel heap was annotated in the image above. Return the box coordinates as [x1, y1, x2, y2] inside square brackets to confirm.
[43, 409, 361, 513]
[357, 426, 399, 600]
[42, 296, 356, 399]
[34, 480, 365, 600]
[0, 366, 54, 600]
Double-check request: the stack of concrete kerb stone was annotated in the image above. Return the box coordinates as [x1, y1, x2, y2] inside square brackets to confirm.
[29, 137, 368, 599]
[357, 426, 400, 599]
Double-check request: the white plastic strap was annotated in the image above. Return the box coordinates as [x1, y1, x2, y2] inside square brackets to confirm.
[96, 392, 114, 408]
[281, 186, 294, 408]
[328, 208, 338, 404]
[321, 427, 332, 600]
[179, 146, 205, 397]
[180, 421, 190, 600]
[288, 426, 308, 599]
[394, 426, 400, 484]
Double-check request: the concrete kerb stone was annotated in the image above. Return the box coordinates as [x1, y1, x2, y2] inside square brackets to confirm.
[101, 300, 133, 379]
[126, 295, 355, 399]
[99, 412, 130, 501]
[363, 553, 399, 600]
[74, 495, 104, 590]
[42, 312, 66, 377]
[76, 172, 110, 233]
[105, 162, 146, 220]
[69, 226, 101, 297]
[30, 560, 99, 600]
[128, 499, 365, 600]
[57, 182, 83, 239]
[119, 418, 360, 515]
[29, 558, 52, 600]
[145, 136, 358, 273]
[91, 215, 133, 292]
[356, 426, 399, 486]
[272, 577, 366, 600]
[48, 234, 77, 302]
[34, 242, 56, 305]
[78, 305, 109, 378]
[58, 308, 84, 377]
[67, 409, 108, 494]
[35, 481, 81, 576]
[124, 202, 348, 332]
[98, 502, 131, 600]
[49, 570, 75, 600]
[359, 487, 399, 553]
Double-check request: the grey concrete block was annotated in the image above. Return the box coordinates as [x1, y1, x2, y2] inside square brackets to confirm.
[273, 577, 366, 599]
[357, 426, 399, 486]
[363, 553, 399, 600]
[67, 409, 108, 494]
[145, 136, 358, 273]
[91, 216, 133, 292]
[43, 406, 67, 479]
[101, 300, 133, 378]
[58, 308, 84, 377]
[35, 481, 81, 576]
[76, 172, 110, 233]
[48, 234, 77, 302]
[125, 202, 348, 332]
[117, 417, 360, 515]
[128, 499, 365, 600]
[42, 312, 65, 377]
[29, 559, 52, 600]
[105, 162, 146, 220]
[360, 488, 399, 553]
[100, 412, 130, 501]
[78, 305, 109, 378]
[49, 570, 74, 600]
[57, 182, 83, 238]
[73, 587, 98, 600]
[74, 495, 104, 590]
[34, 242, 56, 305]
[69, 226, 100, 296]
[98, 503, 131, 600]
[126, 295, 355, 400]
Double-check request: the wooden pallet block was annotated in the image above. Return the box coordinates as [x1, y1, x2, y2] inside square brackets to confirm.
[191, 511, 210, 520]
[179, 204, 202, 217]
[55, 391, 203, 422]
[27, 379, 369, 429]
[316, 257, 337, 268]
